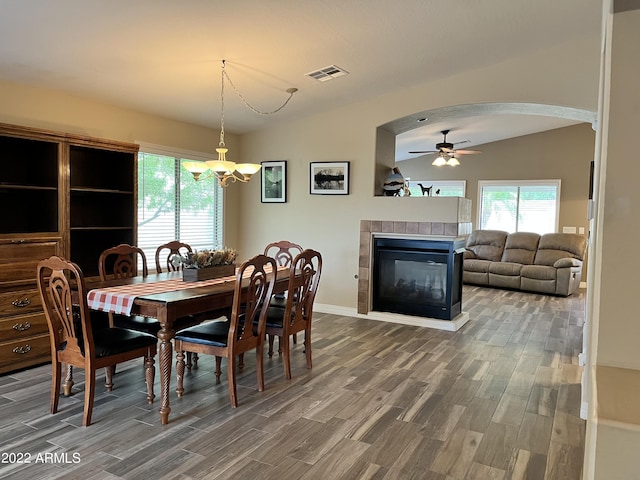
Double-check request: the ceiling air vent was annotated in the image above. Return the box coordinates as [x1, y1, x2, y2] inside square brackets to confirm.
[305, 65, 349, 82]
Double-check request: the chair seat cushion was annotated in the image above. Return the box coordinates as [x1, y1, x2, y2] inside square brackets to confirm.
[113, 314, 208, 334]
[112, 314, 161, 334]
[93, 328, 157, 358]
[265, 305, 287, 328]
[269, 295, 287, 309]
[175, 320, 231, 347]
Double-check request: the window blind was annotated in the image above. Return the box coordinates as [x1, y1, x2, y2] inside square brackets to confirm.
[137, 150, 223, 268]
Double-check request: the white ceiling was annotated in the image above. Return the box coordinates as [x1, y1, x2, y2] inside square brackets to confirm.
[0, 1, 602, 156]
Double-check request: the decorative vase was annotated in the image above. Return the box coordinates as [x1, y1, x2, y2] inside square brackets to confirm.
[383, 167, 405, 196]
[182, 264, 236, 282]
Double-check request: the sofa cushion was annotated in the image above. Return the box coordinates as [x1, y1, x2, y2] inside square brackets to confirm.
[489, 262, 523, 276]
[501, 232, 540, 265]
[464, 230, 508, 262]
[534, 233, 587, 266]
[464, 259, 492, 273]
[520, 264, 558, 281]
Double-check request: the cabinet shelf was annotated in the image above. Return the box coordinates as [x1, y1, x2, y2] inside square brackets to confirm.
[70, 187, 134, 195]
[0, 184, 58, 191]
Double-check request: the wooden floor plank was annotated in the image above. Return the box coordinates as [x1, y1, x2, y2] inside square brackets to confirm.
[0, 286, 586, 479]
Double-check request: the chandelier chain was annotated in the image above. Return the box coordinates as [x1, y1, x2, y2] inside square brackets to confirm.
[221, 61, 297, 116]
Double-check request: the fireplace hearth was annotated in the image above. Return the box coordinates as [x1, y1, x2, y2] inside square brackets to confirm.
[372, 237, 464, 320]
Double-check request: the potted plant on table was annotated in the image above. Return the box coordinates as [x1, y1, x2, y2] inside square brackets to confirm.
[174, 246, 238, 282]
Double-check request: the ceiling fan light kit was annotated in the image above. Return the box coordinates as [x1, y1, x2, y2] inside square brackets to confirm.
[411, 129, 481, 166]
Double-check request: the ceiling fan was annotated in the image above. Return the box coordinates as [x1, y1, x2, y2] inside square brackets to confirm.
[409, 129, 481, 166]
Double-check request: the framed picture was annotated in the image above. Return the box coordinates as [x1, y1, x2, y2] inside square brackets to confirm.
[261, 161, 287, 203]
[310, 161, 350, 195]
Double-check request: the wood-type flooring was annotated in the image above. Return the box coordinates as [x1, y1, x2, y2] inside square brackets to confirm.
[0, 285, 586, 479]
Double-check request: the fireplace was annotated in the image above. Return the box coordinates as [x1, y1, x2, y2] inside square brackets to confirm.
[372, 237, 464, 320]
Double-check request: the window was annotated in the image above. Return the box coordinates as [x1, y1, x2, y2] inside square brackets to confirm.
[137, 146, 223, 265]
[406, 180, 466, 197]
[478, 180, 560, 234]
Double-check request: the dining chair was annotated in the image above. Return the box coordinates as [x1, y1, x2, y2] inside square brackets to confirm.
[175, 254, 276, 407]
[155, 240, 192, 274]
[98, 243, 158, 333]
[37, 256, 157, 426]
[263, 240, 303, 355]
[264, 249, 322, 380]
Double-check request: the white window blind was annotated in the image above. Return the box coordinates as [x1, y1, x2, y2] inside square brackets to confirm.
[478, 180, 560, 234]
[137, 149, 223, 267]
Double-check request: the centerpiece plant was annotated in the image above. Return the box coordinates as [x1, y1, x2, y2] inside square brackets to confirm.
[175, 247, 237, 269]
[174, 247, 238, 281]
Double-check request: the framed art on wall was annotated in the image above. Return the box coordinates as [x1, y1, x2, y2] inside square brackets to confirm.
[261, 160, 287, 203]
[310, 161, 350, 195]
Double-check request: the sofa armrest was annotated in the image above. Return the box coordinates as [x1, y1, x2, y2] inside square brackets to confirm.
[553, 257, 582, 268]
[463, 250, 477, 260]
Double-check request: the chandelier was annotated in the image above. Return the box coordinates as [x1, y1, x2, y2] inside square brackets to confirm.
[183, 60, 298, 187]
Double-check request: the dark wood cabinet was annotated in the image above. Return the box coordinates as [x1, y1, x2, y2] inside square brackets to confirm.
[0, 122, 138, 373]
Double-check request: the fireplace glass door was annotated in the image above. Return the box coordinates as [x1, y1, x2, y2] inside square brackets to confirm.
[372, 238, 462, 320]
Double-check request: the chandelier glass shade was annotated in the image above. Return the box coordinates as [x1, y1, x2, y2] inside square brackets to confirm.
[432, 154, 448, 166]
[432, 153, 460, 167]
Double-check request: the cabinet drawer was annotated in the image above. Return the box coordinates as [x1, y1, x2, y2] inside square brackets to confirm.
[0, 239, 61, 284]
[0, 334, 50, 374]
[0, 288, 43, 317]
[0, 312, 48, 340]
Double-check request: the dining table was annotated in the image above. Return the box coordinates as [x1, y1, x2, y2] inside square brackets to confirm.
[85, 265, 291, 425]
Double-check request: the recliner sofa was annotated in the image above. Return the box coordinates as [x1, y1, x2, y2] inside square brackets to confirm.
[463, 230, 587, 296]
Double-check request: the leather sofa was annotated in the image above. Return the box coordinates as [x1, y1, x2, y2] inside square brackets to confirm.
[463, 230, 587, 296]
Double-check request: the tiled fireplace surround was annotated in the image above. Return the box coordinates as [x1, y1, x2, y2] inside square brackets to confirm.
[358, 219, 472, 316]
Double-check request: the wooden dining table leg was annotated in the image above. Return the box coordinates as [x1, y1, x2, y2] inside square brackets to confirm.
[156, 307, 174, 425]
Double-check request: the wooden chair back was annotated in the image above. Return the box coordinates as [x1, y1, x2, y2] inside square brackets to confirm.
[155, 240, 193, 274]
[231, 254, 277, 349]
[38, 256, 93, 364]
[98, 243, 148, 281]
[264, 240, 303, 268]
[285, 249, 323, 334]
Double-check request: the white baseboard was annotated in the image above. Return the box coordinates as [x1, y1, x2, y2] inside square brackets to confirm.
[313, 303, 470, 331]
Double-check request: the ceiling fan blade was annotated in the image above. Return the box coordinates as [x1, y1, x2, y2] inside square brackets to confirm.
[452, 149, 482, 155]
[440, 147, 454, 153]
[408, 150, 439, 154]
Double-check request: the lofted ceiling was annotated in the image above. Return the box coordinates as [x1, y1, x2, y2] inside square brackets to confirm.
[0, 1, 602, 156]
